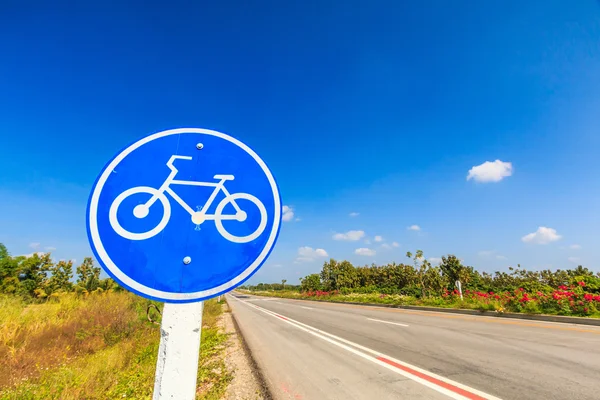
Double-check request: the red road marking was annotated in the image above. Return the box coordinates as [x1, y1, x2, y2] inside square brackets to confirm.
[277, 315, 288, 321]
[377, 357, 486, 400]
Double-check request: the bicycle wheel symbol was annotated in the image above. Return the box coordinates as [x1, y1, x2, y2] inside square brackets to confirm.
[109, 186, 171, 241]
[109, 187, 267, 243]
[214, 193, 267, 243]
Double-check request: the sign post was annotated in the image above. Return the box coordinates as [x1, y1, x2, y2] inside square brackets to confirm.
[86, 128, 281, 399]
[153, 302, 204, 399]
[456, 280, 463, 301]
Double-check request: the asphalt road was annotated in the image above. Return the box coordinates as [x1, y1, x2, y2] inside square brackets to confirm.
[227, 293, 600, 400]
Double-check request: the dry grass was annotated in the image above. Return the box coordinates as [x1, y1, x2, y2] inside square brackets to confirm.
[0, 292, 230, 399]
[0, 292, 147, 389]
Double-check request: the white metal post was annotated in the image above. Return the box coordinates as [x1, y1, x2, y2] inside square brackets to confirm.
[456, 280, 463, 301]
[153, 301, 204, 400]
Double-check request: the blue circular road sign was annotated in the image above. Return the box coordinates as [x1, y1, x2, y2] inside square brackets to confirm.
[86, 128, 282, 303]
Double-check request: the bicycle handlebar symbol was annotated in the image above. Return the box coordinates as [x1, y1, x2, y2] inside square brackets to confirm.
[108, 155, 267, 243]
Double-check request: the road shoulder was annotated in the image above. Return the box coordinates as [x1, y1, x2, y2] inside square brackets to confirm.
[222, 299, 270, 400]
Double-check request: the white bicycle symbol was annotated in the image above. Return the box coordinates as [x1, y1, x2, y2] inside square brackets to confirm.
[108, 155, 267, 243]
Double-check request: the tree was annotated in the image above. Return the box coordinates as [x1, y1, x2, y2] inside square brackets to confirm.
[76, 257, 101, 292]
[281, 279, 287, 290]
[47, 260, 74, 293]
[423, 265, 447, 296]
[439, 255, 470, 289]
[407, 250, 427, 297]
[99, 278, 123, 292]
[320, 259, 339, 291]
[336, 260, 359, 290]
[0, 243, 20, 294]
[15, 252, 53, 298]
[0, 243, 8, 260]
[301, 274, 322, 292]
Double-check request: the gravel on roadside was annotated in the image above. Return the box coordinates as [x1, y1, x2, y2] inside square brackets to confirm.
[220, 300, 269, 400]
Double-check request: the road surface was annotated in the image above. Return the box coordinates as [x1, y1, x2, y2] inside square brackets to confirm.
[227, 293, 600, 400]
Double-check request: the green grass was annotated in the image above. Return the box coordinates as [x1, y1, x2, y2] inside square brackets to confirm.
[0, 293, 231, 399]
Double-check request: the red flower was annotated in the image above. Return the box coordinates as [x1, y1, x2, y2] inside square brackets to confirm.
[578, 281, 586, 287]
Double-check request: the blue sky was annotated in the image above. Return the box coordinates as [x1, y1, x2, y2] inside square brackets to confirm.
[1, 1, 599, 285]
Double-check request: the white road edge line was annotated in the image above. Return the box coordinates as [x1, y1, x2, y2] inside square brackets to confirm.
[301, 306, 313, 310]
[230, 295, 502, 400]
[367, 317, 409, 327]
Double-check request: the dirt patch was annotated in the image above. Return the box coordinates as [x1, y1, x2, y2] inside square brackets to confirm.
[221, 300, 268, 400]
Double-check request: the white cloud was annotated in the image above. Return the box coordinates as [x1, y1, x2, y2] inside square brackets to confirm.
[349, 212, 360, 217]
[364, 239, 371, 244]
[570, 244, 582, 250]
[521, 227, 562, 244]
[332, 230, 365, 241]
[478, 250, 506, 260]
[298, 247, 328, 258]
[568, 257, 580, 264]
[467, 160, 513, 183]
[282, 205, 295, 222]
[374, 235, 383, 242]
[45, 246, 56, 251]
[407, 225, 421, 231]
[381, 243, 392, 249]
[428, 257, 443, 264]
[29, 242, 40, 249]
[392, 242, 400, 248]
[355, 248, 376, 256]
[295, 246, 328, 263]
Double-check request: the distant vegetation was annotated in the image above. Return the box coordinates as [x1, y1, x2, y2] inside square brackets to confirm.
[241, 250, 600, 317]
[0, 243, 120, 302]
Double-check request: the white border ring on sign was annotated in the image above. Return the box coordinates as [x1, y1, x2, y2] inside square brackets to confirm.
[87, 128, 282, 302]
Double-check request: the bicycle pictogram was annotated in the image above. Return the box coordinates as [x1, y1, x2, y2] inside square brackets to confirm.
[108, 155, 267, 243]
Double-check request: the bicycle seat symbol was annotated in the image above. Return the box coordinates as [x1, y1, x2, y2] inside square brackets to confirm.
[108, 155, 267, 243]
